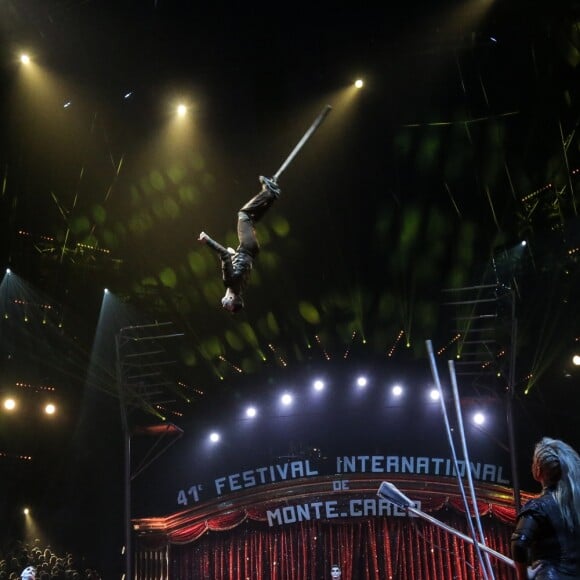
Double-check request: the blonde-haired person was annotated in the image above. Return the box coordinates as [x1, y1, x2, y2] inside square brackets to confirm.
[511, 437, 580, 579]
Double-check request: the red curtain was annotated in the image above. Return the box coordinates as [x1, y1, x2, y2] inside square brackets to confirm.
[160, 510, 515, 579]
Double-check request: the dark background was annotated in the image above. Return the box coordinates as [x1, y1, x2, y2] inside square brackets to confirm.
[1, 0, 579, 576]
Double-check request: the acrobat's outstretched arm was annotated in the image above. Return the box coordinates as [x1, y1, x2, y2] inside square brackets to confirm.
[198, 232, 229, 256]
[198, 231, 235, 282]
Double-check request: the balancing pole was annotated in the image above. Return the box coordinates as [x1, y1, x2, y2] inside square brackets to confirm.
[377, 481, 515, 569]
[273, 105, 332, 182]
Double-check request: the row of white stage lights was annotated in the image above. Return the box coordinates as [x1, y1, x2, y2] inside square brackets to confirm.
[206, 377, 487, 443]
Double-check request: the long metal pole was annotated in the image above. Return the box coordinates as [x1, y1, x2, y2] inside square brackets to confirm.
[377, 482, 515, 568]
[410, 505, 514, 567]
[506, 292, 521, 510]
[116, 332, 132, 580]
[273, 105, 332, 181]
[448, 359, 495, 580]
[426, 340, 491, 580]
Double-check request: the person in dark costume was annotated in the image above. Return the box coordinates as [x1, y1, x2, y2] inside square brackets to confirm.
[198, 175, 281, 313]
[511, 437, 580, 580]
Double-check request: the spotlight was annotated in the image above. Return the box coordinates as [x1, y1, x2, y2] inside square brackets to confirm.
[20, 54, 31, 65]
[313, 379, 325, 391]
[23, 507, 30, 515]
[44, 403, 56, 415]
[473, 412, 485, 426]
[429, 389, 440, 401]
[572, 355, 580, 366]
[280, 393, 293, 406]
[104, 288, 109, 294]
[245, 406, 257, 418]
[3, 398, 16, 411]
[356, 376, 368, 388]
[392, 385, 403, 397]
[209, 432, 220, 443]
[177, 104, 187, 117]
[354, 79, 364, 88]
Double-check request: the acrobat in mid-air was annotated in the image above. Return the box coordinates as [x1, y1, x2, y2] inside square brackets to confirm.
[198, 175, 280, 313]
[198, 105, 332, 314]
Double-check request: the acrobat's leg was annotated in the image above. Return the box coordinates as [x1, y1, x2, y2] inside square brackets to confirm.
[238, 176, 281, 224]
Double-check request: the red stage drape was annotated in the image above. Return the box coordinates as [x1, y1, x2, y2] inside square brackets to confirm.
[150, 510, 515, 579]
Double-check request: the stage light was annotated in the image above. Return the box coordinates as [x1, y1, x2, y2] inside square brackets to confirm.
[3, 398, 16, 411]
[177, 104, 187, 117]
[280, 393, 293, 406]
[20, 54, 31, 65]
[209, 432, 220, 443]
[104, 288, 109, 294]
[572, 355, 580, 366]
[356, 376, 368, 388]
[124, 91, 133, 99]
[245, 406, 257, 418]
[44, 403, 56, 415]
[23, 507, 30, 515]
[6, 268, 11, 274]
[429, 389, 440, 401]
[313, 379, 325, 391]
[354, 79, 364, 88]
[473, 412, 485, 425]
[392, 385, 403, 397]
[521, 240, 527, 247]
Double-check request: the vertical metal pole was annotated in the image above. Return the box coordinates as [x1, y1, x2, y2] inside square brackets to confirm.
[506, 293, 521, 511]
[448, 360, 495, 580]
[116, 333, 132, 580]
[426, 340, 491, 580]
[124, 429, 132, 580]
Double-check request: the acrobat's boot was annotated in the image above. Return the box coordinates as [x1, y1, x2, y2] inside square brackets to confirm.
[259, 176, 281, 198]
[238, 176, 281, 223]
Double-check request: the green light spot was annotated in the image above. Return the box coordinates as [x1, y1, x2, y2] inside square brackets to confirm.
[153, 200, 166, 219]
[159, 267, 177, 288]
[102, 229, 118, 248]
[181, 348, 197, 366]
[178, 184, 199, 204]
[299, 301, 320, 324]
[164, 198, 180, 219]
[168, 164, 186, 184]
[202, 336, 223, 357]
[225, 330, 244, 351]
[271, 216, 290, 238]
[130, 185, 141, 205]
[140, 176, 153, 196]
[189, 152, 205, 171]
[71, 216, 90, 235]
[92, 205, 106, 224]
[417, 133, 440, 171]
[239, 322, 259, 346]
[266, 312, 280, 335]
[202, 280, 224, 303]
[188, 251, 207, 275]
[150, 170, 166, 191]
